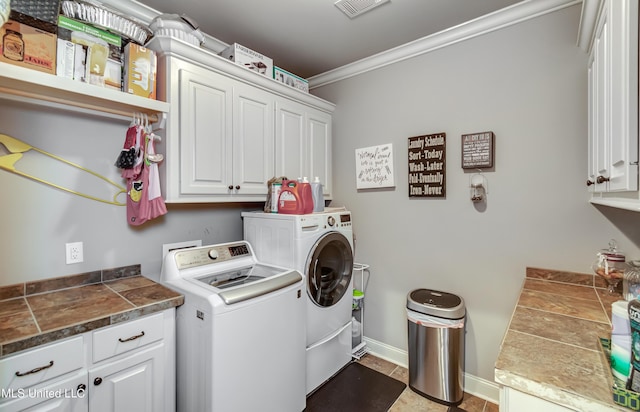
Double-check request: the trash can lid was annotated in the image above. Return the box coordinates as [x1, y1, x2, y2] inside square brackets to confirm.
[406, 289, 465, 319]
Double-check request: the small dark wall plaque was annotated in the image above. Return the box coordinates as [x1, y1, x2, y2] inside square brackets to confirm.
[408, 132, 446, 197]
[461, 131, 494, 169]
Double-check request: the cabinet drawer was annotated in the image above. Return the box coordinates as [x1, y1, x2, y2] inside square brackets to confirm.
[92, 313, 164, 363]
[0, 336, 84, 392]
[0, 370, 88, 411]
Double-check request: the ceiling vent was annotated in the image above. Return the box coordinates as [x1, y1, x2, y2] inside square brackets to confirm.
[334, 0, 390, 18]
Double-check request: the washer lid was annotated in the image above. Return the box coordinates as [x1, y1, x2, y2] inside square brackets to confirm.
[406, 289, 465, 319]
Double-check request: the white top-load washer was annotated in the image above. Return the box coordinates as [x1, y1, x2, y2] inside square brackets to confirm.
[242, 209, 354, 394]
[160, 241, 306, 412]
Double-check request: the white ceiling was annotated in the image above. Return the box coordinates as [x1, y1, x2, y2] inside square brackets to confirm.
[137, 0, 525, 79]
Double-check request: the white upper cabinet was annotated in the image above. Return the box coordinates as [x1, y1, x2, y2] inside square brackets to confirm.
[164, 60, 274, 201]
[584, 0, 639, 210]
[148, 37, 334, 203]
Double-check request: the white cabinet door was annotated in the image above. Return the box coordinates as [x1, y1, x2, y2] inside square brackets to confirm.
[587, 7, 609, 192]
[587, 0, 638, 193]
[178, 67, 233, 196]
[607, 0, 638, 191]
[275, 99, 333, 199]
[308, 109, 332, 199]
[232, 82, 274, 196]
[88, 344, 165, 412]
[275, 99, 306, 181]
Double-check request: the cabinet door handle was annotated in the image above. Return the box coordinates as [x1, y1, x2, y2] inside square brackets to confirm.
[596, 175, 610, 184]
[586, 179, 595, 186]
[15, 360, 54, 377]
[77, 384, 86, 392]
[94, 377, 102, 386]
[118, 331, 145, 343]
[235, 185, 240, 190]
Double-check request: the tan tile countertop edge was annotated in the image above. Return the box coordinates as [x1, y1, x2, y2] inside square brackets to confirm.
[0, 265, 184, 358]
[494, 267, 627, 412]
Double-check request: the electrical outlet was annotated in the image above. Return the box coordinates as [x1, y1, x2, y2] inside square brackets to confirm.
[66, 242, 83, 264]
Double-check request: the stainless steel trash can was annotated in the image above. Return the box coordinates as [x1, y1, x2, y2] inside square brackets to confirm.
[407, 288, 465, 405]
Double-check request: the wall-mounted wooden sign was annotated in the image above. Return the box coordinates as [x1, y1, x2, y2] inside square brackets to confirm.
[408, 132, 446, 197]
[461, 131, 494, 169]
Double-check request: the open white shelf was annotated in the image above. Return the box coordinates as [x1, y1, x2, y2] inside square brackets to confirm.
[0, 62, 169, 119]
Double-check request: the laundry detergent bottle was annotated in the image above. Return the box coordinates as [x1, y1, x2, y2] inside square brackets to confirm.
[311, 176, 324, 212]
[299, 177, 314, 214]
[278, 180, 305, 214]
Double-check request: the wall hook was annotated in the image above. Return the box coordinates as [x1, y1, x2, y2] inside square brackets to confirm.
[152, 112, 166, 131]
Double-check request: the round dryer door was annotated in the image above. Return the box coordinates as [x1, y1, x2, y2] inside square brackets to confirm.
[306, 232, 354, 307]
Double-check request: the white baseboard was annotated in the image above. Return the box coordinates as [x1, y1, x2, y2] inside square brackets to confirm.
[363, 336, 500, 404]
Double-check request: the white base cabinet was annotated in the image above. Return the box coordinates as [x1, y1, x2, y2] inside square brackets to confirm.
[0, 309, 175, 412]
[148, 36, 335, 203]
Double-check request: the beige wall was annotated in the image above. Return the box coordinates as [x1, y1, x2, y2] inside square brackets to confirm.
[0, 105, 255, 285]
[312, 4, 640, 383]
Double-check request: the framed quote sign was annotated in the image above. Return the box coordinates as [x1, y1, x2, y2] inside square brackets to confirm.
[461, 131, 494, 169]
[355, 143, 395, 189]
[408, 132, 446, 197]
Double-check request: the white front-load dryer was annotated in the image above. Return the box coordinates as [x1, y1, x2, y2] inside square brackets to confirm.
[242, 209, 354, 394]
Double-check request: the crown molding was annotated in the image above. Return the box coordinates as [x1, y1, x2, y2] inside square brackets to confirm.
[308, 0, 581, 89]
[576, 0, 602, 52]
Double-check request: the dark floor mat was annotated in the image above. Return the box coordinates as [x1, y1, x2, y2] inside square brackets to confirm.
[306, 362, 407, 412]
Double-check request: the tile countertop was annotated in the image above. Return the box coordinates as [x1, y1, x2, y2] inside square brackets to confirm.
[0, 264, 184, 358]
[495, 267, 627, 411]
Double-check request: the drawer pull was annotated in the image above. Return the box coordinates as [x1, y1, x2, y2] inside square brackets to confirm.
[15, 360, 54, 377]
[118, 331, 145, 343]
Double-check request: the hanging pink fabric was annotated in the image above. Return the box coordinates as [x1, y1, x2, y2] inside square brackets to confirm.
[122, 128, 167, 226]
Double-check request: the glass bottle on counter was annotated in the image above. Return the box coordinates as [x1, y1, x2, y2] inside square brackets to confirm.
[593, 239, 626, 294]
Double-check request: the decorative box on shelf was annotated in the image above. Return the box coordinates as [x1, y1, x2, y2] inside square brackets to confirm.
[219, 42, 273, 77]
[274, 66, 308, 93]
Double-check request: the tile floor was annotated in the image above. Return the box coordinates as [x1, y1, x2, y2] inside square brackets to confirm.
[357, 354, 499, 412]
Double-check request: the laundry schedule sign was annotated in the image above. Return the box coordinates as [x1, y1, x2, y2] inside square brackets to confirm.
[408, 132, 446, 197]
